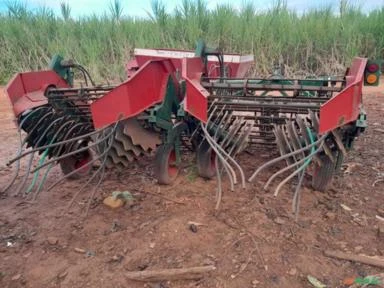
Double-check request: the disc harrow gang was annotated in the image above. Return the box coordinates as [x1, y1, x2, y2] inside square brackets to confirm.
[102, 118, 162, 169]
[2, 41, 374, 217]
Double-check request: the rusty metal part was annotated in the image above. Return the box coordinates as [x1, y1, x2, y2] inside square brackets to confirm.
[286, 120, 305, 160]
[123, 118, 161, 152]
[308, 110, 319, 132]
[113, 141, 135, 162]
[331, 129, 347, 156]
[115, 128, 142, 157]
[273, 124, 293, 165]
[101, 117, 163, 169]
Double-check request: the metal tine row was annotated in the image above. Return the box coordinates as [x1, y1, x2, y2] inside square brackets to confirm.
[66, 122, 120, 216]
[1, 106, 110, 199]
[248, 112, 329, 219]
[198, 100, 255, 210]
[2, 106, 50, 194]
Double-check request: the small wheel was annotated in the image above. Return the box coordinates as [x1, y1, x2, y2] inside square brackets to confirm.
[312, 154, 335, 192]
[60, 150, 92, 180]
[154, 144, 179, 185]
[196, 139, 216, 179]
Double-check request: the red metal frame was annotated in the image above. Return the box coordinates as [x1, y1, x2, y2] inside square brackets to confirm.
[90, 59, 176, 129]
[5, 71, 69, 117]
[319, 57, 367, 134]
[126, 48, 253, 78]
[181, 57, 209, 123]
[5, 52, 366, 137]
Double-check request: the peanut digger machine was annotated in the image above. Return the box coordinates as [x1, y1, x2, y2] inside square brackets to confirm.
[3, 41, 380, 212]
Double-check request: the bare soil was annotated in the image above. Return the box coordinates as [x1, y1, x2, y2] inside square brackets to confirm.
[0, 84, 383, 288]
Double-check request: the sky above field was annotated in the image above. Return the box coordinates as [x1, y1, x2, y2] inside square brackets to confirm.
[0, 0, 383, 17]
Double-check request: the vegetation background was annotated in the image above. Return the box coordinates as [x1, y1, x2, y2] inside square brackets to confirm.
[0, 0, 383, 84]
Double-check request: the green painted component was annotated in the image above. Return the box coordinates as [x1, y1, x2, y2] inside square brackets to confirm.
[194, 39, 205, 58]
[356, 109, 367, 128]
[195, 39, 224, 77]
[149, 76, 180, 126]
[221, 77, 333, 97]
[194, 39, 218, 58]
[146, 76, 187, 163]
[177, 80, 186, 117]
[177, 104, 185, 118]
[166, 122, 188, 164]
[49, 54, 74, 86]
[364, 59, 381, 86]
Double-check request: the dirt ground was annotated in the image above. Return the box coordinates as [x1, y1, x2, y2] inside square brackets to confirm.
[0, 83, 383, 288]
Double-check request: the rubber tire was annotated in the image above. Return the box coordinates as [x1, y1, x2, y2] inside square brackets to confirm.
[312, 154, 335, 192]
[334, 151, 344, 174]
[196, 139, 216, 179]
[154, 144, 179, 185]
[59, 150, 92, 180]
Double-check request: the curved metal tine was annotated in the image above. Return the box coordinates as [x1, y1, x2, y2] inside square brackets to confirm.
[232, 122, 253, 156]
[292, 170, 305, 221]
[213, 111, 229, 141]
[29, 126, 113, 174]
[296, 115, 323, 164]
[48, 120, 76, 154]
[208, 104, 226, 132]
[219, 117, 239, 149]
[26, 120, 75, 195]
[221, 122, 252, 172]
[207, 98, 219, 114]
[190, 99, 219, 140]
[217, 116, 242, 176]
[308, 110, 319, 133]
[202, 123, 236, 188]
[221, 117, 245, 150]
[287, 120, 305, 160]
[296, 115, 311, 147]
[264, 142, 322, 189]
[201, 122, 246, 188]
[13, 153, 36, 196]
[53, 122, 84, 156]
[221, 123, 248, 174]
[63, 125, 88, 154]
[67, 131, 109, 211]
[33, 163, 54, 200]
[7, 122, 102, 166]
[274, 140, 325, 197]
[14, 116, 66, 195]
[307, 110, 333, 162]
[216, 112, 235, 145]
[22, 111, 55, 147]
[331, 129, 347, 156]
[85, 158, 107, 216]
[84, 130, 116, 216]
[214, 155, 223, 210]
[34, 116, 67, 146]
[281, 124, 298, 165]
[24, 117, 69, 194]
[219, 117, 246, 173]
[273, 124, 291, 165]
[223, 120, 247, 151]
[5, 110, 54, 168]
[2, 107, 48, 193]
[195, 105, 219, 151]
[47, 130, 109, 191]
[248, 133, 328, 183]
[67, 125, 116, 212]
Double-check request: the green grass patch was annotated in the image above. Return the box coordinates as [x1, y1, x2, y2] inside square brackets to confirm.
[0, 0, 383, 84]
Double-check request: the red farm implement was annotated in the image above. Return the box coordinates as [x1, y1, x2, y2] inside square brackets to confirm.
[2, 41, 379, 212]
